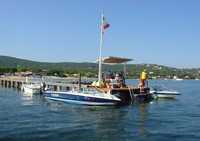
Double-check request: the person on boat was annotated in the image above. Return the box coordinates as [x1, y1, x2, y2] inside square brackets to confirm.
[42, 82, 46, 91]
[115, 72, 125, 88]
[92, 81, 104, 88]
[120, 72, 126, 87]
[115, 73, 120, 82]
[139, 69, 148, 91]
[110, 77, 117, 88]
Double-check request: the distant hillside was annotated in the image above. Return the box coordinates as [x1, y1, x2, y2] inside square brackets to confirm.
[0, 55, 199, 79]
[0, 55, 97, 70]
[0, 55, 173, 72]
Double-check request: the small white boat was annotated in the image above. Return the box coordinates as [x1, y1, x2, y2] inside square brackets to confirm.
[150, 90, 180, 94]
[175, 78, 183, 81]
[43, 88, 121, 106]
[150, 86, 180, 99]
[22, 83, 42, 94]
[151, 90, 180, 99]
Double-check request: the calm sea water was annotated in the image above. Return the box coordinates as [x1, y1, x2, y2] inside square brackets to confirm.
[0, 80, 200, 141]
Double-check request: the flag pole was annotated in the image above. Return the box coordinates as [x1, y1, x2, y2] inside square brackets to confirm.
[98, 13, 104, 83]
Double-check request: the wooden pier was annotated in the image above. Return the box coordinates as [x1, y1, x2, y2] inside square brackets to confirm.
[0, 77, 24, 89]
[0, 76, 95, 91]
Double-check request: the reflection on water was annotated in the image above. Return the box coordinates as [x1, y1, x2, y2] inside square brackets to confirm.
[45, 100, 67, 111]
[21, 93, 33, 105]
[138, 103, 149, 136]
[1, 80, 200, 141]
[20, 92, 45, 106]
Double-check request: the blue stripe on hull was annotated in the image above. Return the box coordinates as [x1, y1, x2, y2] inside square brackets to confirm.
[44, 92, 119, 106]
[45, 97, 116, 106]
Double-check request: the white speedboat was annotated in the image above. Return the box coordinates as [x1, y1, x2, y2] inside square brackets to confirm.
[175, 78, 183, 81]
[150, 90, 180, 94]
[151, 90, 180, 99]
[150, 86, 180, 99]
[43, 88, 121, 106]
[150, 90, 180, 98]
[22, 83, 42, 94]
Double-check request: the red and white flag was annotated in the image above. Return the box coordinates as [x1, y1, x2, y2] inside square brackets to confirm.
[102, 16, 110, 32]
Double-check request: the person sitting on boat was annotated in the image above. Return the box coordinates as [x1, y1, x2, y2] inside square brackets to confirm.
[91, 80, 105, 88]
[41, 82, 46, 91]
[115, 73, 120, 82]
[120, 72, 125, 85]
[115, 73, 125, 88]
[110, 78, 118, 88]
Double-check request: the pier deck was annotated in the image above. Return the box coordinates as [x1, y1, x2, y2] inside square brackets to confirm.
[0, 76, 95, 91]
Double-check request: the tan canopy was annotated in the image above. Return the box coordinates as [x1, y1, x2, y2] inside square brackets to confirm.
[101, 56, 133, 64]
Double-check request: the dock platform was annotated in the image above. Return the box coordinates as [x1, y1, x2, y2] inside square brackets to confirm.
[0, 76, 95, 91]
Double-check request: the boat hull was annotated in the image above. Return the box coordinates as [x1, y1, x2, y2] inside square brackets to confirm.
[109, 88, 153, 105]
[43, 91, 120, 106]
[22, 85, 41, 94]
[153, 94, 176, 99]
[150, 90, 180, 99]
[150, 90, 180, 95]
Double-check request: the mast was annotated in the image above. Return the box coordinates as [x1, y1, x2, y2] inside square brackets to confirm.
[98, 13, 104, 82]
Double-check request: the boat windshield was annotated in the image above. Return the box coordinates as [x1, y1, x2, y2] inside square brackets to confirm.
[80, 88, 100, 94]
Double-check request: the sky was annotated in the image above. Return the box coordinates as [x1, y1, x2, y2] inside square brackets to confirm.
[0, 0, 200, 68]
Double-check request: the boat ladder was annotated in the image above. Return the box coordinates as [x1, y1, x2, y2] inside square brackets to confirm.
[128, 87, 134, 104]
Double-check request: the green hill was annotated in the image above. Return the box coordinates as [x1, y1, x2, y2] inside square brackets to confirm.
[0, 55, 199, 79]
[0, 55, 97, 70]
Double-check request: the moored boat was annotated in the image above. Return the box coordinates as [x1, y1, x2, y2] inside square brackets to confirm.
[95, 86, 152, 105]
[153, 93, 178, 99]
[44, 14, 152, 106]
[43, 88, 121, 106]
[150, 90, 180, 95]
[22, 83, 42, 94]
[92, 56, 153, 105]
[150, 87, 180, 99]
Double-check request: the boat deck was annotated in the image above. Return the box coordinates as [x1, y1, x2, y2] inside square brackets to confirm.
[95, 87, 149, 94]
